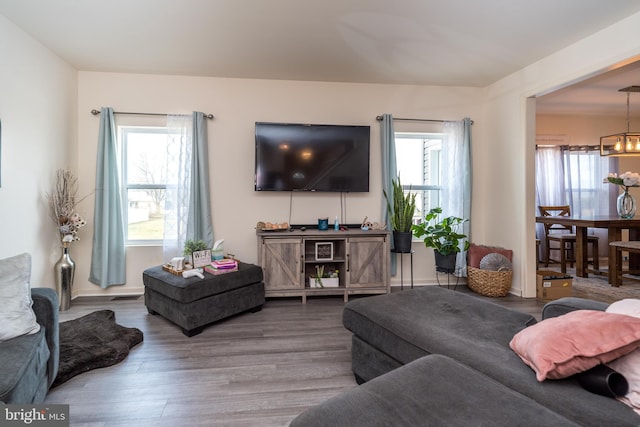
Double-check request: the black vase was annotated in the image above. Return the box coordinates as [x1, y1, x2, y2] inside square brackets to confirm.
[393, 231, 413, 253]
[434, 251, 457, 273]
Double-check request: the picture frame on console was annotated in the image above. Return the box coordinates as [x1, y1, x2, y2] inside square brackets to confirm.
[315, 242, 334, 261]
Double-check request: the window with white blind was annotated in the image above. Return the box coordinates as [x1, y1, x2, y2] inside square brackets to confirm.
[395, 132, 444, 225]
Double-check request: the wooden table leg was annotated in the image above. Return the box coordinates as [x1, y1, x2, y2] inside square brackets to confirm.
[608, 228, 623, 285]
[629, 228, 640, 272]
[612, 246, 623, 287]
[574, 226, 587, 277]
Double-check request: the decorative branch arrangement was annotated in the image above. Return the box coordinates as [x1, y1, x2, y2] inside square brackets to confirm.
[46, 169, 87, 245]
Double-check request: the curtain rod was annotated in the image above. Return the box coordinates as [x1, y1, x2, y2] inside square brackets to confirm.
[90, 109, 214, 119]
[536, 144, 600, 151]
[375, 115, 473, 125]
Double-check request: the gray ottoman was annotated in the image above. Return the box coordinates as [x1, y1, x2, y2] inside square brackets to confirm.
[143, 262, 265, 336]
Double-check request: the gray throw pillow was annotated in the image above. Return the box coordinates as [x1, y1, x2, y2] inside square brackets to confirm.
[0, 253, 41, 342]
[479, 253, 513, 271]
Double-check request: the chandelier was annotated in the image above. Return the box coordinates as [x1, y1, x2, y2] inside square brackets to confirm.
[600, 86, 640, 156]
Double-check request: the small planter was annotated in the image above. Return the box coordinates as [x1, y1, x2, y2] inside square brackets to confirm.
[393, 231, 413, 253]
[434, 251, 457, 273]
[310, 277, 340, 288]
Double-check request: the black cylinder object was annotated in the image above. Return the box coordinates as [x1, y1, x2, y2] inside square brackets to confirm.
[576, 364, 628, 398]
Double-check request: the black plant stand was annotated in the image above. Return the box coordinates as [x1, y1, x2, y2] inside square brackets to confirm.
[436, 269, 460, 290]
[392, 249, 414, 290]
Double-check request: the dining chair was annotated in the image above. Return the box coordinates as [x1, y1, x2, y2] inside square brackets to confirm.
[538, 205, 599, 273]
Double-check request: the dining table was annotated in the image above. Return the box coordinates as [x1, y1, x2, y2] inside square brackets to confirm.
[536, 215, 640, 284]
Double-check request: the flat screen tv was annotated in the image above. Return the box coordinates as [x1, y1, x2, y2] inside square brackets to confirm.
[254, 122, 370, 192]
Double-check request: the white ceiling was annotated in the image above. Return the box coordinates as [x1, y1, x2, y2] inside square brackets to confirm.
[1, 0, 640, 113]
[536, 61, 640, 116]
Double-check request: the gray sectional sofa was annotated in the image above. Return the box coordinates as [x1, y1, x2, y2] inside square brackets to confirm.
[291, 286, 640, 426]
[0, 287, 59, 403]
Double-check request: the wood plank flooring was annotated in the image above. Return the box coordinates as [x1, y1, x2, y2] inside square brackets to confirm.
[45, 288, 546, 426]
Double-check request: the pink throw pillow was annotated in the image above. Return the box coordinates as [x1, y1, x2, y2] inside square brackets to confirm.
[467, 243, 513, 268]
[510, 310, 640, 381]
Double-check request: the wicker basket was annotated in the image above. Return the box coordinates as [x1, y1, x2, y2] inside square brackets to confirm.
[467, 266, 513, 297]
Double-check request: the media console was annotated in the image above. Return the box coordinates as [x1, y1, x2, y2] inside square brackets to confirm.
[256, 228, 390, 303]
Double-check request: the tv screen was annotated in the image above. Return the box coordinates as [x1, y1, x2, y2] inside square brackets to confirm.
[254, 122, 370, 192]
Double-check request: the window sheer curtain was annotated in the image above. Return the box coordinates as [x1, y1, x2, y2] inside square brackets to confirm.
[381, 115, 470, 277]
[535, 145, 617, 260]
[564, 147, 616, 216]
[163, 112, 214, 262]
[442, 118, 472, 276]
[535, 145, 616, 214]
[535, 146, 565, 261]
[90, 107, 126, 288]
[380, 114, 398, 275]
[535, 146, 565, 207]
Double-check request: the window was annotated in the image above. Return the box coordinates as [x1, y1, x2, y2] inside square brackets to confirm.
[395, 132, 444, 224]
[562, 149, 612, 216]
[536, 145, 613, 217]
[120, 126, 171, 244]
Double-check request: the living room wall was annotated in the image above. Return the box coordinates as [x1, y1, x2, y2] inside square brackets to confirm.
[536, 114, 640, 177]
[481, 10, 640, 297]
[0, 14, 77, 286]
[3, 8, 640, 300]
[73, 72, 485, 296]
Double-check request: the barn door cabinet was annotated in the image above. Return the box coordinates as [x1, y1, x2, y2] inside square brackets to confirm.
[257, 228, 390, 303]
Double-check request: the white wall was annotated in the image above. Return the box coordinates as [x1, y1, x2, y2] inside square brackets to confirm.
[74, 73, 484, 296]
[482, 11, 640, 297]
[536, 113, 640, 176]
[4, 8, 640, 299]
[0, 15, 77, 288]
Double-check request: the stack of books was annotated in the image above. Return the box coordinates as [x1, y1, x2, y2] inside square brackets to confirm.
[204, 259, 238, 275]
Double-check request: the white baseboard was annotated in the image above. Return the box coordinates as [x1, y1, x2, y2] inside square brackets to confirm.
[73, 287, 145, 298]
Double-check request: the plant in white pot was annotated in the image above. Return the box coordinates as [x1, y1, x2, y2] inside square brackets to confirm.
[412, 207, 470, 273]
[383, 176, 416, 253]
[310, 265, 339, 288]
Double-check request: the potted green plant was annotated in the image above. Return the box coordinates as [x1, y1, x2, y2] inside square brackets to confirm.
[384, 176, 417, 253]
[183, 239, 208, 264]
[412, 207, 470, 273]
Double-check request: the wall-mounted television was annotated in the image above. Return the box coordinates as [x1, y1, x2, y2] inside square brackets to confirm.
[254, 122, 370, 192]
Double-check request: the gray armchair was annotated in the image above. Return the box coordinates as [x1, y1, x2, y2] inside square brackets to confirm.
[0, 287, 59, 403]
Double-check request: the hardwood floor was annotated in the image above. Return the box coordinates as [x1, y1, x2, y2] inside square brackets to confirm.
[45, 288, 546, 426]
[46, 296, 356, 426]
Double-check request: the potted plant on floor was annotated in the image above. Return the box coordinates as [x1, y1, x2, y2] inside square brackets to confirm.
[384, 176, 417, 253]
[412, 207, 470, 273]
